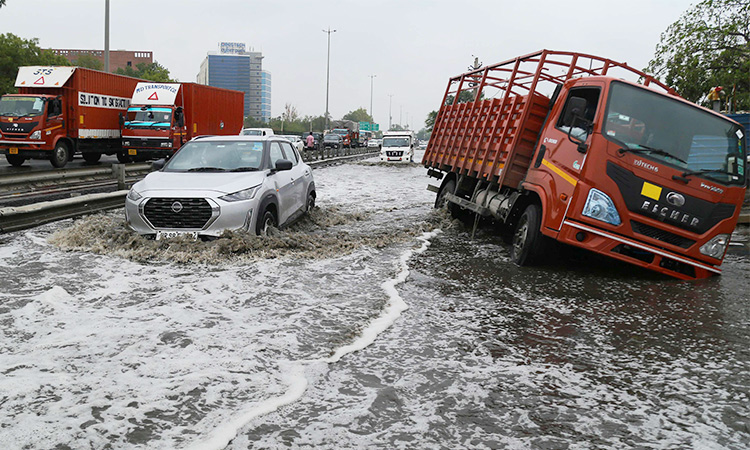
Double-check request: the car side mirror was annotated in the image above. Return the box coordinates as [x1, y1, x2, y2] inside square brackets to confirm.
[151, 158, 166, 171]
[275, 159, 293, 171]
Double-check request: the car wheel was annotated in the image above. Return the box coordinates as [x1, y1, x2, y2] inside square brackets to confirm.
[257, 209, 277, 236]
[50, 141, 70, 168]
[6, 154, 26, 167]
[305, 193, 316, 213]
[82, 152, 101, 164]
[510, 204, 547, 266]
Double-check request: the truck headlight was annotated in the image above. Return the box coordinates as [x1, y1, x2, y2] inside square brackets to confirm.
[123, 140, 130, 147]
[127, 189, 143, 202]
[700, 234, 730, 259]
[582, 188, 621, 226]
[30, 130, 41, 140]
[219, 185, 260, 202]
[160, 142, 172, 148]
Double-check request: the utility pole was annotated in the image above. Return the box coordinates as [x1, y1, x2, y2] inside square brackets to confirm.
[322, 27, 337, 131]
[388, 94, 393, 130]
[104, 0, 110, 73]
[369, 74, 376, 123]
[399, 105, 402, 128]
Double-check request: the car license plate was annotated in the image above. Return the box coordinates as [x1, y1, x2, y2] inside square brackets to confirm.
[9, 147, 18, 154]
[156, 231, 198, 241]
[128, 149, 137, 156]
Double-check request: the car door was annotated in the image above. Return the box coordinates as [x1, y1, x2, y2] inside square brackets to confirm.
[267, 141, 296, 225]
[281, 141, 308, 214]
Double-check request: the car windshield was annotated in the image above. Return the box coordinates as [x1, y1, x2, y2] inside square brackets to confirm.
[0, 96, 46, 117]
[382, 137, 409, 147]
[125, 107, 172, 126]
[241, 129, 263, 136]
[604, 81, 746, 185]
[164, 140, 265, 172]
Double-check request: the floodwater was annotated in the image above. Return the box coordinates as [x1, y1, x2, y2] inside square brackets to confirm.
[1, 154, 749, 449]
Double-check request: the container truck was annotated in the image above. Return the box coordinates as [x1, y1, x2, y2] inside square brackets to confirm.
[424, 50, 747, 280]
[380, 130, 416, 163]
[120, 82, 244, 162]
[0, 66, 143, 168]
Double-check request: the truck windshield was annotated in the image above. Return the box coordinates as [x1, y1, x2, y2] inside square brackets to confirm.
[125, 107, 172, 127]
[383, 137, 409, 147]
[604, 82, 745, 186]
[0, 96, 46, 117]
[332, 129, 348, 135]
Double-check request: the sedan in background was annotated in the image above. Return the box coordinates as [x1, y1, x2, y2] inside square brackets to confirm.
[367, 138, 382, 150]
[281, 135, 304, 153]
[125, 135, 316, 239]
[323, 134, 343, 150]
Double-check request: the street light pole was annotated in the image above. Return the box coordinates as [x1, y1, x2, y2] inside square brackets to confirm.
[369, 74, 376, 122]
[104, 0, 110, 73]
[323, 27, 337, 131]
[388, 94, 393, 130]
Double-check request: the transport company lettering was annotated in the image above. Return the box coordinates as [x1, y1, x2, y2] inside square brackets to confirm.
[78, 92, 130, 110]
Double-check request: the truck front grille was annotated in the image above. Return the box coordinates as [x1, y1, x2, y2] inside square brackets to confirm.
[386, 151, 403, 157]
[143, 198, 213, 229]
[631, 220, 696, 249]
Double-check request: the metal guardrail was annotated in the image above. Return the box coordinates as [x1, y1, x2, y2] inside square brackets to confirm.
[0, 151, 379, 234]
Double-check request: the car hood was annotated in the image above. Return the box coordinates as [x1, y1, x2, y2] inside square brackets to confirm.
[133, 171, 266, 196]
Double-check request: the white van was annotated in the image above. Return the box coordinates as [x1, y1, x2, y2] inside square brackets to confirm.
[380, 130, 416, 163]
[240, 127, 274, 136]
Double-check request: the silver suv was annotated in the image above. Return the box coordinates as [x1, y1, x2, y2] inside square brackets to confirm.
[125, 135, 315, 239]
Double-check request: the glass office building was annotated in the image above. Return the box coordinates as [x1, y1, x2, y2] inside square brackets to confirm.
[197, 43, 271, 122]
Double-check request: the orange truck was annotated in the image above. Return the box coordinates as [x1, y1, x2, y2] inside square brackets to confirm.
[120, 82, 244, 162]
[0, 66, 142, 168]
[424, 50, 747, 280]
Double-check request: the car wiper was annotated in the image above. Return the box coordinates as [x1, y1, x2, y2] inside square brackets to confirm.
[618, 145, 687, 164]
[187, 167, 227, 172]
[230, 167, 260, 172]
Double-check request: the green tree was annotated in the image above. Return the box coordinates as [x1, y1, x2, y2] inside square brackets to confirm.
[115, 61, 174, 82]
[0, 33, 70, 95]
[342, 107, 373, 123]
[243, 115, 267, 128]
[0, 0, 6, 8]
[425, 110, 437, 132]
[646, 0, 750, 110]
[71, 53, 103, 70]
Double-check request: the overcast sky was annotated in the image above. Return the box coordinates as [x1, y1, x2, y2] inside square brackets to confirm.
[0, 0, 696, 129]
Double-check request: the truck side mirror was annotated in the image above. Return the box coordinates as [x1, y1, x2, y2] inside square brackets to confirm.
[175, 107, 184, 127]
[119, 112, 124, 127]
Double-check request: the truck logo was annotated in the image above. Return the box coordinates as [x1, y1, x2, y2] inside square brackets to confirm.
[700, 182, 724, 194]
[634, 159, 659, 172]
[666, 192, 685, 207]
[171, 201, 183, 213]
[641, 200, 699, 227]
[543, 137, 558, 145]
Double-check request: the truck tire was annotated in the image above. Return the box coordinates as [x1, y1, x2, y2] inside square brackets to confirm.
[435, 178, 461, 218]
[510, 204, 547, 266]
[117, 152, 132, 164]
[50, 142, 70, 168]
[82, 152, 101, 164]
[257, 209, 277, 236]
[6, 154, 26, 167]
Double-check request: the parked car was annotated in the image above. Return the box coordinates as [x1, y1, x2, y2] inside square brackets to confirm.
[367, 138, 382, 149]
[240, 127, 274, 136]
[281, 135, 304, 153]
[323, 133, 343, 150]
[125, 135, 316, 238]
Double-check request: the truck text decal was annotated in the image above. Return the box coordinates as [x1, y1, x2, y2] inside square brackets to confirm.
[79, 92, 130, 110]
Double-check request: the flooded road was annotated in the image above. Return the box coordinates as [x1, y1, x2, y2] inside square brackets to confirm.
[1, 154, 749, 449]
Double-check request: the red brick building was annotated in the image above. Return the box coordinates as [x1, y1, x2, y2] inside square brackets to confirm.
[49, 49, 153, 72]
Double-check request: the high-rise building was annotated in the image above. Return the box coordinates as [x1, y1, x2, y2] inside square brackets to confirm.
[197, 42, 271, 121]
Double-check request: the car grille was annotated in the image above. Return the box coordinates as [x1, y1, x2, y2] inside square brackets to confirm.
[386, 151, 403, 157]
[630, 220, 696, 249]
[143, 198, 213, 229]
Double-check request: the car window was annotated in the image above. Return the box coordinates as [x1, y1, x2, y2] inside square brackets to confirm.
[282, 141, 299, 164]
[269, 141, 286, 167]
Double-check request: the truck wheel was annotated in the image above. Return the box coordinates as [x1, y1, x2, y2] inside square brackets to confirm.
[510, 204, 547, 266]
[257, 209, 277, 236]
[50, 142, 70, 168]
[6, 154, 26, 167]
[117, 152, 132, 164]
[82, 152, 101, 164]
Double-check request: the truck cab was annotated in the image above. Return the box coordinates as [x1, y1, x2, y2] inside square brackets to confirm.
[380, 131, 416, 163]
[121, 104, 183, 162]
[0, 93, 66, 167]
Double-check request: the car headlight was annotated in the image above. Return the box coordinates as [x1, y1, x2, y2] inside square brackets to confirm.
[30, 130, 41, 140]
[582, 188, 621, 226]
[700, 234, 730, 259]
[219, 185, 260, 202]
[127, 189, 143, 202]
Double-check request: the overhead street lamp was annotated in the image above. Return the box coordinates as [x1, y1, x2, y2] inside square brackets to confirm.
[323, 27, 337, 131]
[388, 94, 393, 130]
[104, 0, 110, 73]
